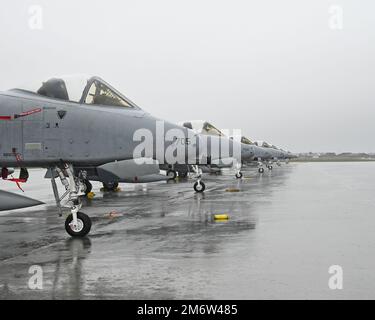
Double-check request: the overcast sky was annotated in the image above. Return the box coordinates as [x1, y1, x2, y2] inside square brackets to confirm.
[0, 0, 374, 153]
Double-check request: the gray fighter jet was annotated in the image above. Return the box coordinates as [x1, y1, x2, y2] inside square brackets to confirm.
[0, 75, 240, 237]
[165, 120, 244, 178]
[160, 120, 244, 178]
[253, 141, 294, 170]
[178, 121, 282, 177]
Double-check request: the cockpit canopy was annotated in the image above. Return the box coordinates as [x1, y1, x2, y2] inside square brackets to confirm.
[241, 136, 254, 145]
[255, 141, 272, 148]
[180, 120, 224, 137]
[12, 75, 137, 109]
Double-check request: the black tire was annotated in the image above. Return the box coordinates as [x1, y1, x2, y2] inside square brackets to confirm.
[268, 165, 273, 170]
[65, 212, 92, 237]
[194, 181, 206, 193]
[84, 179, 92, 195]
[235, 172, 243, 179]
[102, 181, 119, 191]
[258, 168, 264, 173]
[167, 170, 177, 180]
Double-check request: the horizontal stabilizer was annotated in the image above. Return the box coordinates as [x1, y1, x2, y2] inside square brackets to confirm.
[0, 190, 44, 211]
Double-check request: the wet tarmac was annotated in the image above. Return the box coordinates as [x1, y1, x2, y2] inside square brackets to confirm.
[0, 162, 374, 299]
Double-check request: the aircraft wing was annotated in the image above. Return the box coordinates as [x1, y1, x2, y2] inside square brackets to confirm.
[0, 190, 44, 211]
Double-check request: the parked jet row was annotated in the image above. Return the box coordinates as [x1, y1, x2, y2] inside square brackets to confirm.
[167, 120, 294, 177]
[0, 75, 295, 237]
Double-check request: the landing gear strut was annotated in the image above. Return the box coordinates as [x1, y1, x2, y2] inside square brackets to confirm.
[50, 164, 92, 237]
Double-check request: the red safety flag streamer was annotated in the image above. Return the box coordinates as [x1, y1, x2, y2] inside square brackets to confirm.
[0, 108, 37, 190]
[6, 178, 27, 192]
[1, 154, 28, 192]
[0, 107, 42, 121]
[14, 108, 42, 119]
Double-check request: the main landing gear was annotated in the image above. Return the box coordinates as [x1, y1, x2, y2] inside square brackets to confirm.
[102, 181, 119, 192]
[167, 169, 177, 180]
[83, 179, 92, 195]
[50, 164, 92, 237]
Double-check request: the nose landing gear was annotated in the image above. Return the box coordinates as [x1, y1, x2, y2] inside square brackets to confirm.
[258, 161, 265, 173]
[50, 164, 92, 237]
[192, 165, 205, 193]
[234, 161, 243, 179]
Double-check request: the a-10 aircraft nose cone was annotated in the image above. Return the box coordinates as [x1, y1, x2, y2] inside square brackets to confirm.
[0, 190, 44, 211]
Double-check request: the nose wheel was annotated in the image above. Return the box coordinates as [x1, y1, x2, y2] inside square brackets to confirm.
[194, 181, 206, 193]
[235, 172, 243, 179]
[65, 211, 92, 237]
[51, 164, 93, 237]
